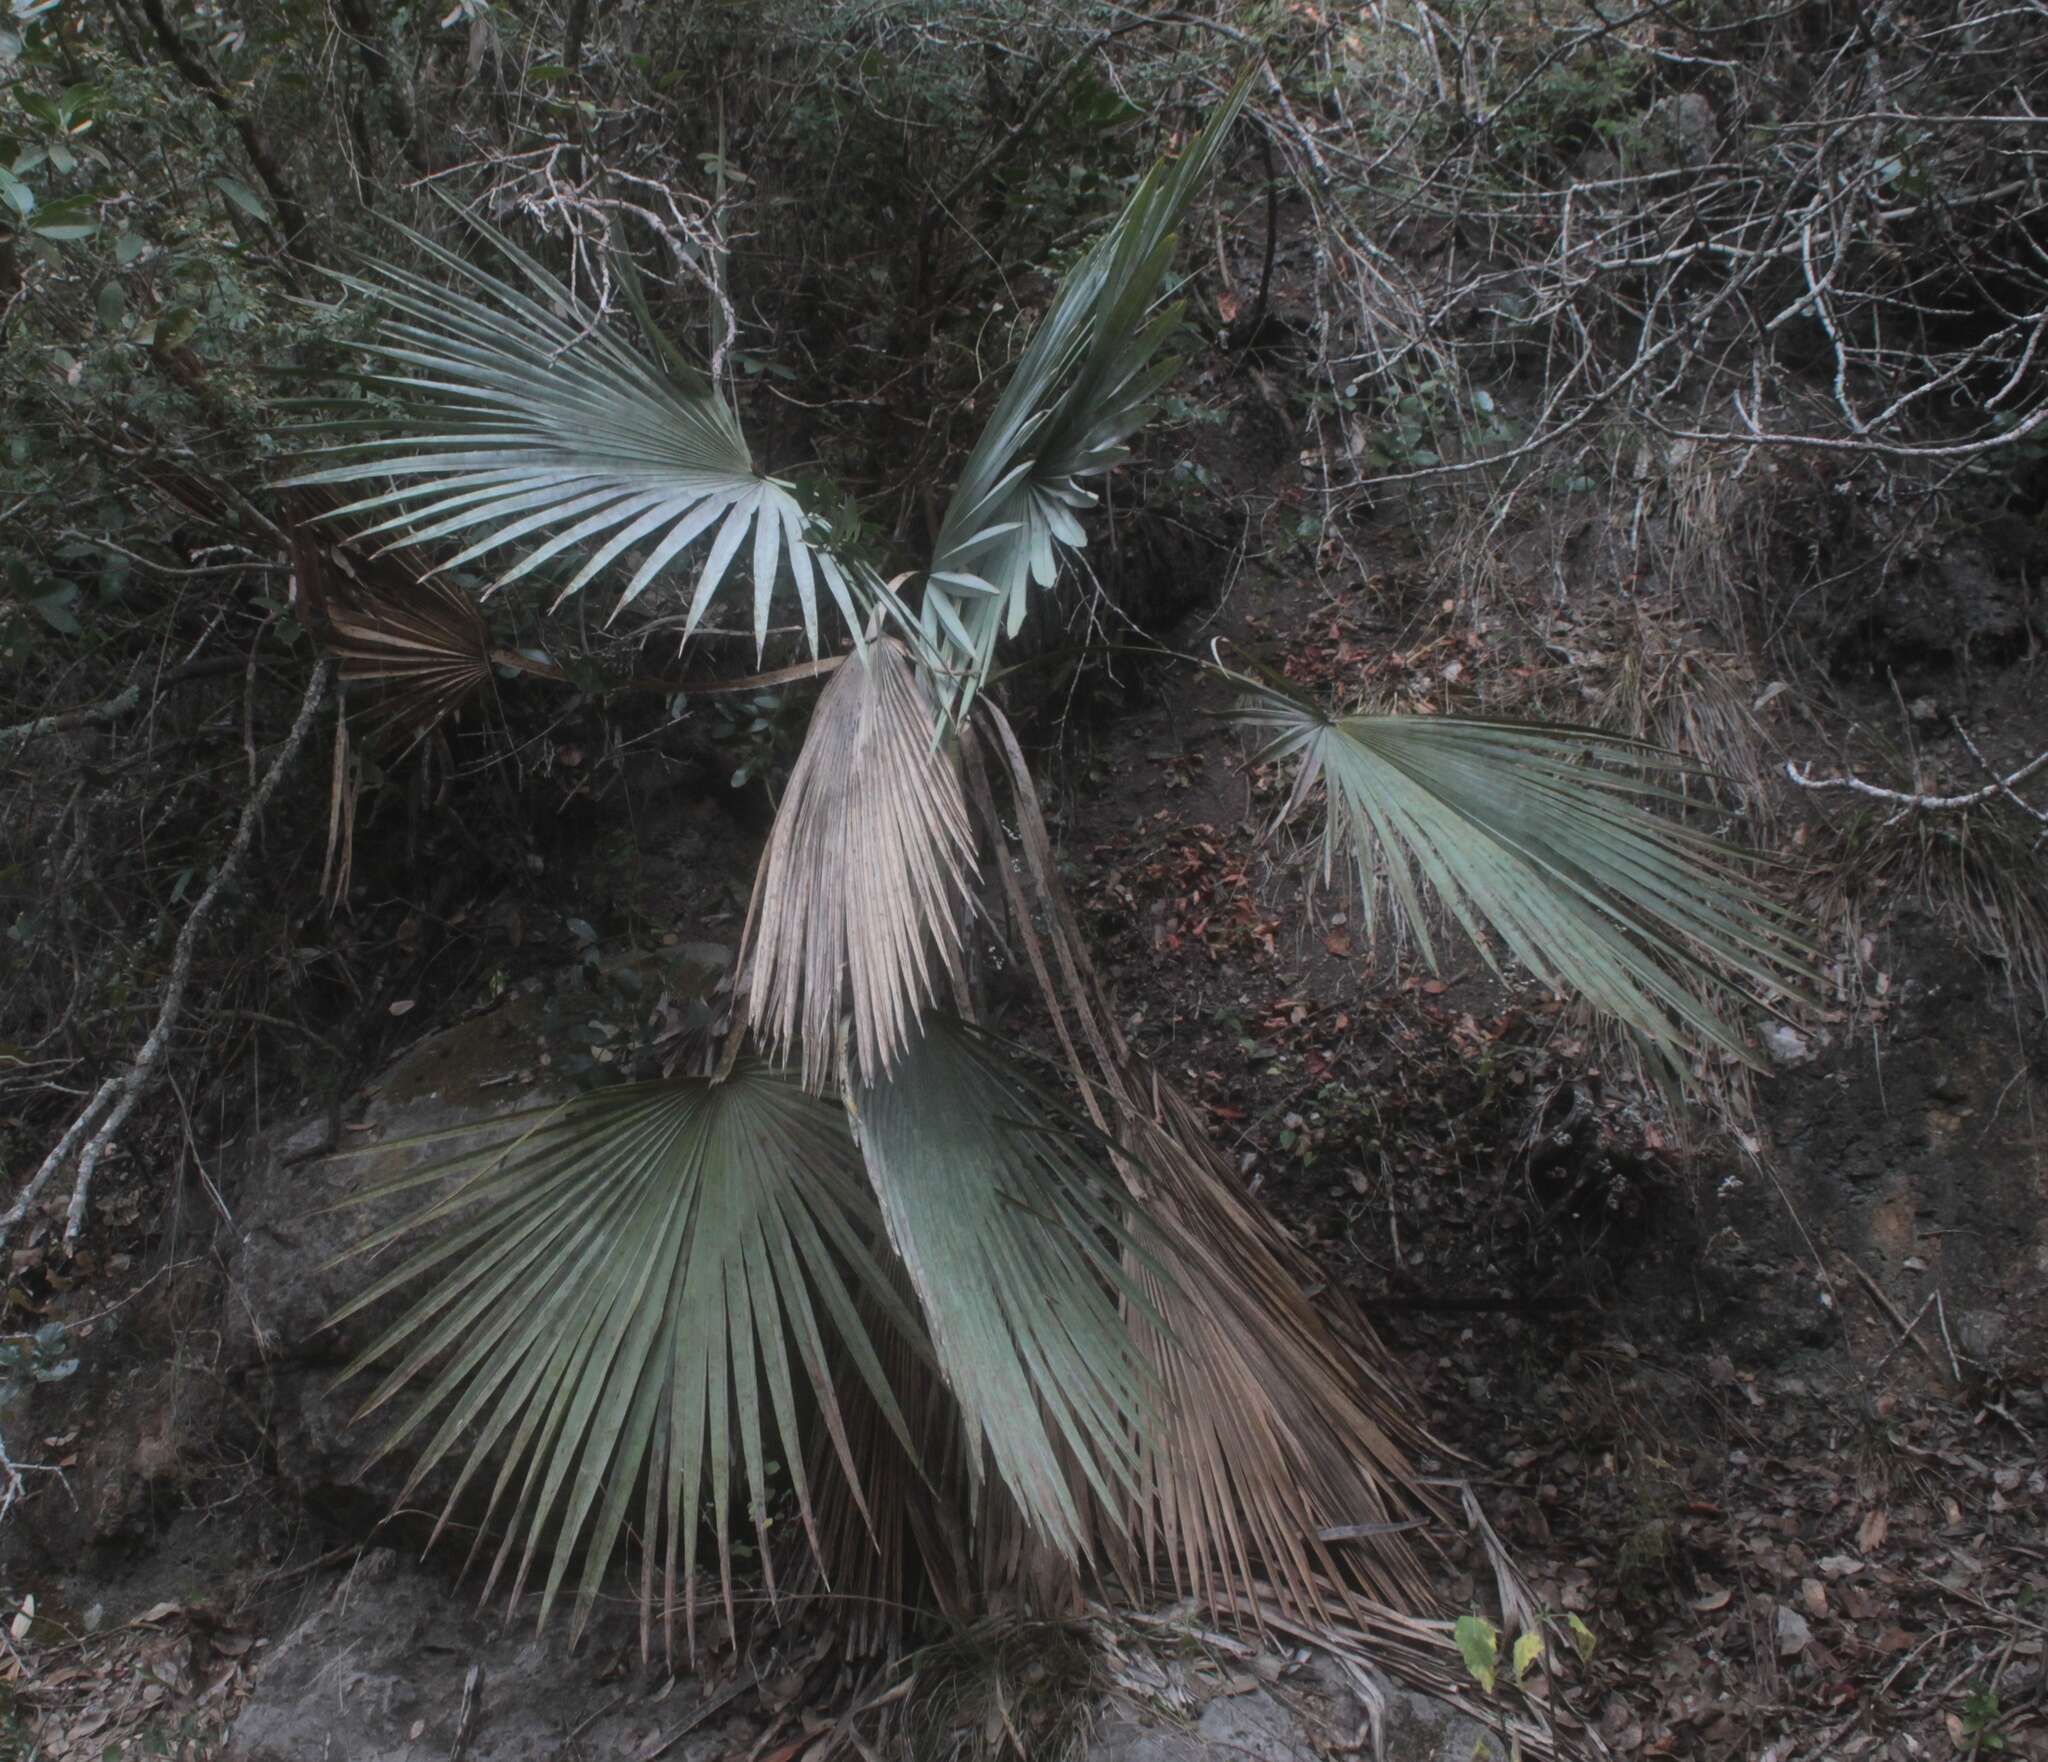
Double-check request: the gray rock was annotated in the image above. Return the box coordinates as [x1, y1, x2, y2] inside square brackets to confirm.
[1086, 1668, 1504, 1762]
[224, 989, 569, 1519]
[223, 945, 728, 1525]
[224, 1551, 738, 1762]
[231, 991, 563, 1370]
[1956, 1307, 2007, 1364]
[1632, 93, 1717, 172]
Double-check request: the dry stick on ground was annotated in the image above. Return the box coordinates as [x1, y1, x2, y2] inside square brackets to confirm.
[1785, 742, 2048, 825]
[0, 659, 334, 1254]
[0, 657, 246, 752]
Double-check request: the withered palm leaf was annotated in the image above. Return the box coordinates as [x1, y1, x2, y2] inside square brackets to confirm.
[1111, 1091, 1447, 1627]
[1233, 682, 1811, 1066]
[850, 1016, 1158, 1560]
[325, 1065, 922, 1656]
[741, 636, 977, 1089]
[287, 220, 860, 654]
[295, 537, 492, 753]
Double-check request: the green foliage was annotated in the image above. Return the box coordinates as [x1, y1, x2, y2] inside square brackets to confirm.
[3, 0, 1812, 1678]
[851, 1017, 1159, 1554]
[0, 1320, 78, 1389]
[1454, 1613, 1500, 1693]
[923, 71, 1251, 711]
[1454, 1611, 1581, 1696]
[331, 1063, 921, 1637]
[290, 221, 867, 656]
[1961, 1684, 2007, 1751]
[1229, 680, 1812, 1071]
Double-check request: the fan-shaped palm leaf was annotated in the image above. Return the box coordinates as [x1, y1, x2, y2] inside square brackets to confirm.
[849, 1016, 1160, 1559]
[923, 72, 1252, 708]
[288, 221, 860, 654]
[326, 1065, 922, 1655]
[1231, 680, 1810, 1065]
[741, 635, 978, 1089]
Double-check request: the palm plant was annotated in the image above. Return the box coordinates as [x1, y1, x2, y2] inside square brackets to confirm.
[295, 73, 1804, 1691]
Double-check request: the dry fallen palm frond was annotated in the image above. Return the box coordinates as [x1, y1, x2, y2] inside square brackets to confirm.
[319, 703, 358, 910]
[293, 529, 493, 754]
[806, 1297, 977, 1652]
[1110, 1081, 1450, 1632]
[741, 637, 978, 1089]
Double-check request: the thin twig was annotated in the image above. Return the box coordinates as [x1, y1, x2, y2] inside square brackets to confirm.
[0, 658, 244, 752]
[1850, 1260, 1952, 1383]
[1, 660, 334, 1252]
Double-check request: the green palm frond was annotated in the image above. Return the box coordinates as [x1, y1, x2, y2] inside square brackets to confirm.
[923, 72, 1252, 708]
[1232, 681, 1810, 1065]
[288, 220, 861, 655]
[742, 636, 978, 1089]
[327, 1065, 921, 1653]
[849, 1016, 1159, 1559]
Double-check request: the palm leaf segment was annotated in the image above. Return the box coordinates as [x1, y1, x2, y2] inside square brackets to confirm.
[849, 1016, 1158, 1559]
[742, 635, 978, 1091]
[924, 73, 1251, 710]
[289, 223, 860, 655]
[327, 1064, 920, 1650]
[1233, 682, 1810, 1064]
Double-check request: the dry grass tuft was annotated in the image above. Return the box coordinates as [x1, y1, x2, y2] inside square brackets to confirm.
[898, 1619, 1105, 1762]
[1808, 801, 2048, 1013]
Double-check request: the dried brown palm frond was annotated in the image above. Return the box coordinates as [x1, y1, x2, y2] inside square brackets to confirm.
[292, 528, 493, 755]
[1593, 616, 1769, 826]
[1808, 792, 2048, 1012]
[809, 1304, 1101, 1654]
[741, 636, 979, 1089]
[1109, 1080, 1450, 1630]
[319, 703, 359, 910]
[807, 1306, 976, 1651]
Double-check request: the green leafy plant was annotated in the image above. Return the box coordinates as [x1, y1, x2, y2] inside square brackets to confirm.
[1453, 1610, 1583, 1697]
[0, 1320, 78, 1391]
[1960, 1684, 2007, 1751]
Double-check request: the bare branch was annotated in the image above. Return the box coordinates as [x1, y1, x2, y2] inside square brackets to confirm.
[1, 660, 334, 1254]
[1785, 744, 2048, 816]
